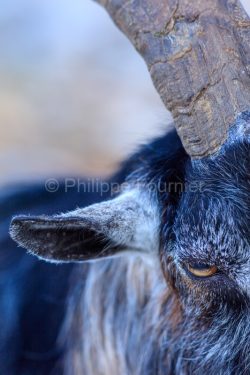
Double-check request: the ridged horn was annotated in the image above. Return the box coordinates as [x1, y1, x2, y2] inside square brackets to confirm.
[94, 0, 250, 158]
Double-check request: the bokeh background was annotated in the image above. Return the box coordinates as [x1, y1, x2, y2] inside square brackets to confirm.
[1, 0, 250, 186]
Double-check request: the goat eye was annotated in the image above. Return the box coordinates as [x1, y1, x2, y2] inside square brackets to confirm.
[187, 263, 218, 278]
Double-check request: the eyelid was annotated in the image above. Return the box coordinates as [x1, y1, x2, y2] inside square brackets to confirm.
[186, 264, 218, 278]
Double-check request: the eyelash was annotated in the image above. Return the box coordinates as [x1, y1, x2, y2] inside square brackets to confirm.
[182, 262, 220, 280]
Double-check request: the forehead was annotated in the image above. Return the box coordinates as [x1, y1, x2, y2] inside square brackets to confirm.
[171, 141, 250, 289]
[175, 139, 250, 237]
[174, 195, 249, 262]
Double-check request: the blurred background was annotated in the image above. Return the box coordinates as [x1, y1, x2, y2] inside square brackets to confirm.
[1, 0, 250, 185]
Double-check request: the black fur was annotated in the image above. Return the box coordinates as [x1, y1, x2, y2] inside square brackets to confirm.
[2, 118, 250, 374]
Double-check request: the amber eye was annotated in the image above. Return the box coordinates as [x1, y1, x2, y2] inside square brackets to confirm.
[187, 263, 218, 278]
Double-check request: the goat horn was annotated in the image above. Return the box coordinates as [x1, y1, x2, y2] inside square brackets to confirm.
[93, 0, 250, 158]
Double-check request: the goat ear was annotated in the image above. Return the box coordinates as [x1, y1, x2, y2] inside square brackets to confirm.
[9, 191, 160, 263]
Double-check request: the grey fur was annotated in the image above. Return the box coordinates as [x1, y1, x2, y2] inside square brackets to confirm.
[9, 115, 250, 375]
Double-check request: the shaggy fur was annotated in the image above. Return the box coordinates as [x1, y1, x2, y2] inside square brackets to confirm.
[62, 116, 250, 374]
[5, 112, 250, 374]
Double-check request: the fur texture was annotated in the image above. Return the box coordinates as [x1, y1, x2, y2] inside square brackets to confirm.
[5, 112, 250, 374]
[62, 118, 250, 374]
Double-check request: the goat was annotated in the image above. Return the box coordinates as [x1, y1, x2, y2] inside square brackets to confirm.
[6, 115, 250, 374]
[3, 0, 250, 374]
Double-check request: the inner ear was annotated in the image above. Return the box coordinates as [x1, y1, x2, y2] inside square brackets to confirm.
[10, 216, 124, 262]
